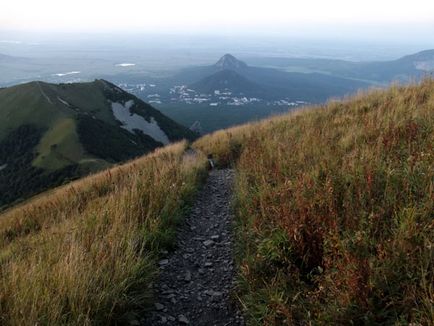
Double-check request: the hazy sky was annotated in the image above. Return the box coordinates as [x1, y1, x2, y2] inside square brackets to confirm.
[2, 0, 434, 38]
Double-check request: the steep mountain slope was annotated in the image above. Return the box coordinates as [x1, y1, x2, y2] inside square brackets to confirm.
[189, 69, 272, 98]
[215, 53, 248, 70]
[354, 49, 434, 82]
[0, 79, 432, 326]
[400, 49, 434, 69]
[0, 142, 208, 325]
[176, 54, 369, 102]
[0, 79, 196, 208]
[172, 54, 249, 84]
[194, 79, 434, 325]
[0, 79, 432, 325]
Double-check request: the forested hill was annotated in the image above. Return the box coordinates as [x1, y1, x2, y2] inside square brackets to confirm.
[0, 79, 196, 208]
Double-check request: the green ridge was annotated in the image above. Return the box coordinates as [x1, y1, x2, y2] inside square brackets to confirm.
[0, 79, 197, 208]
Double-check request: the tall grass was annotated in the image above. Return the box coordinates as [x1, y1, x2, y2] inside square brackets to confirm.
[194, 80, 434, 324]
[0, 142, 207, 325]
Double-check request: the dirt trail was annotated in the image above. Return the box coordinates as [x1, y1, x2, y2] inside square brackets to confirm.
[143, 169, 244, 325]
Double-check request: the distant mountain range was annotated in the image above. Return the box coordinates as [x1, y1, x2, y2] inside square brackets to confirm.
[147, 51, 434, 132]
[352, 49, 434, 81]
[0, 79, 196, 208]
[175, 54, 369, 102]
[245, 49, 434, 83]
[1, 50, 433, 136]
[190, 69, 271, 98]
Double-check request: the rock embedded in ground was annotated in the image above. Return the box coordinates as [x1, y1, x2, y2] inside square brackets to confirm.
[203, 239, 215, 247]
[178, 314, 189, 324]
[142, 169, 244, 325]
[184, 270, 192, 282]
[159, 259, 169, 266]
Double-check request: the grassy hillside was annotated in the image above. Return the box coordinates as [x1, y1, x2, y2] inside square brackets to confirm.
[194, 80, 434, 324]
[0, 80, 196, 208]
[0, 142, 207, 325]
[0, 80, 432, 325]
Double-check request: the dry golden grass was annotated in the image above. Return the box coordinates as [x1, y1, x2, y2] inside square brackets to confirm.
[194, 80, 434, 325]
[0, 141, 207, 325]
[1, 79, 433, 325]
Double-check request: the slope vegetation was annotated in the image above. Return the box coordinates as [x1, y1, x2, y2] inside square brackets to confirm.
[0, 80, 432, 325]
[0, 80, 196, 208]
[0, 142, 207, 325]
[195, 80, 434, 324]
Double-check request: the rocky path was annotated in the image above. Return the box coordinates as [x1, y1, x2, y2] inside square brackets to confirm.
[143, 169, 244, 325]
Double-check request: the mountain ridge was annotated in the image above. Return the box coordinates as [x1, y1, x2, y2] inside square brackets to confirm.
[244, 49, 434, 83]
[0, 79, 196, 208]
[189, 69, 271, 97]
[1, 80, 432, 325]
[175, 53, 369, 101]
[215, 53, 248, 70]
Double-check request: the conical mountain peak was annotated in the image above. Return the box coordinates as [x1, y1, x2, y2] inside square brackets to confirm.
[215, 54, 248, 69]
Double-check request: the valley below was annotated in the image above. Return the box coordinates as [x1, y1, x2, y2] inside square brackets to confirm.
[3, 48, 433, 133]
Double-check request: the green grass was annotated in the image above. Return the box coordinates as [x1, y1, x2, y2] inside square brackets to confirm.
[1, 79, 432, 325]
[0, 79, 196, 207]
[194, 79, 434, 325]
[0, 142, 208, 325]
[47, 81, 115, 122]
[33, 118, 87, 170]
[0, 82, 64, 140]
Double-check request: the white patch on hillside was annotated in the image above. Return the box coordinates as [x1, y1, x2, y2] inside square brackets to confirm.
[0, 164, 7, 171]
[415, 61, 434, 71]
[115, 63, 136, 67]
[37, 82, 53, 104]
[111, 100, 169, 145]
[57, 97, 71, 106]
[52, 71, 81, 77]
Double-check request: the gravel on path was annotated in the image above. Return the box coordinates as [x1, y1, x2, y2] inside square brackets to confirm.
[142, 169, 244, 325]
